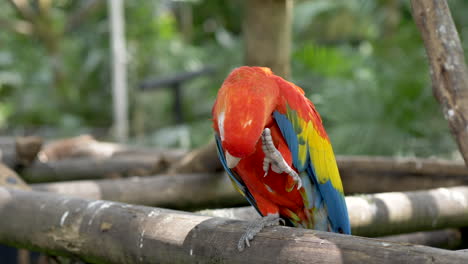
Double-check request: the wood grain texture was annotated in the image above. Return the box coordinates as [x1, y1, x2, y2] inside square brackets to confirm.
[199, 186, 468, 237]
[0, 187, 467, 264]
[32, 173, 244, 209]
[380, 229, 461, 249]
[21, 154, 174, 183]
[411, 0, 468, 165]
[170, 141, 468, 193]
[337, 156, 468, 193]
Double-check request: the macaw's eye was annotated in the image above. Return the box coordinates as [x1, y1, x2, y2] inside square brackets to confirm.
[338, 227, 344, 234]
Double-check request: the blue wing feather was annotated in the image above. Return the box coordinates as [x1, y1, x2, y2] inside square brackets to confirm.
[273, 110, 351, 234]
[215, 135, 261, 215]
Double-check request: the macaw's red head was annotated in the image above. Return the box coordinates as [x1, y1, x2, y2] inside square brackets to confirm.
[212, 66, 279, 167]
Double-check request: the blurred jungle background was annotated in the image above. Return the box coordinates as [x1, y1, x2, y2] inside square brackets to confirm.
[1, 0, 468, 158]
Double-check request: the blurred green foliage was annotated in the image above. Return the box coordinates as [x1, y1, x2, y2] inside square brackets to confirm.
[1, 0, 467, 157]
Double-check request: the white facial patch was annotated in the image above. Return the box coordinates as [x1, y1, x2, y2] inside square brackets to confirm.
[225, 151, 241, 168]
[218, 111, 225, 140]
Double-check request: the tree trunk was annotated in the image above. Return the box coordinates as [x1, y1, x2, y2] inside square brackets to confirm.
[411, 0, 468, 166]
[243, 0, 292, 78]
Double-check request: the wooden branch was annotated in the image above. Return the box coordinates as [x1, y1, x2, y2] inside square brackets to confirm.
[38, 135, 100, 161]
[169, 139, 223, 173]
[244, 0, 292, 78]
[0, 136, 43, 168]
[198, 186, 468, 237]
[1, 135, 186, 174]
[0, 188, 467, 264]
[338, 156, 468, 193]
[170, 141, 468, 193]
[411, 0, 468, 165]
[337, 156, 467, 176]
[35, 134, 185, 163]
[31, 173, 244, 209]
[0, 162, 39, 261]
[21, 155, 168, 183]
[380, 229, 462, 249]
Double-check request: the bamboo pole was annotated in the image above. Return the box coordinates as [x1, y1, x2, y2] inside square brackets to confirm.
[380, 229, 462, 249]
[0, 188, 467, 264]
[21, 155, 171, 183]
[0, 160, 38, 263]
[411, 0, 468, 165]
[337, 156, 468, 193]
[31, 174, 468, 238]
[32, 173, 244, 209]
[198, 186, 468, 237]
[7, 135, 467, 194]
[170, 142, 468, 193]
[336, 156, 467, 176]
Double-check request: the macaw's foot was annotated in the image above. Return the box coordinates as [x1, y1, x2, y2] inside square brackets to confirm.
[261, 128, 302, 190]
[237, 213, 284, 251]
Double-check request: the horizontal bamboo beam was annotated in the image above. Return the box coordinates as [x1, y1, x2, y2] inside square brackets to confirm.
[21, 155, 468, 193]
[32, 173, 244, 209]
[0, 135, 186, 183]
[170, 140, 468, 193]
[380, 229, 462, 249]
[337, 156, 467, 176]
[338, 156, 468, 193]
[198, 186, 468, 237]
[32, 175, 468, 237]
[0, 187, 467, 264]
[9, 137, 465, 193]
[20, 154, 176, 183]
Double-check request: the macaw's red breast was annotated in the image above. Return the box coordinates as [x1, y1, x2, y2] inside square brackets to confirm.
[212, 67, 280, 158]
[233, 123, 310, 225]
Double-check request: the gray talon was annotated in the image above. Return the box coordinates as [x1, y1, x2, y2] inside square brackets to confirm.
[261, 128, 302, 190]
[237, 214, 281, 252]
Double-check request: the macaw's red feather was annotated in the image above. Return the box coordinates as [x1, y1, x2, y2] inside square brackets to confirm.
[212, 67, 279, 158]
[235, 125, 298, 208]
[271, 76, 328, 140]
[212, 66, 350, 233]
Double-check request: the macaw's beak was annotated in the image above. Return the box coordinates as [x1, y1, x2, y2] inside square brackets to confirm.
[225, 151, 241, 168]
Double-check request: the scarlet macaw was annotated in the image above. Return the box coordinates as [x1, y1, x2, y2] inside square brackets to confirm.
[212, 66, 350, 251]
